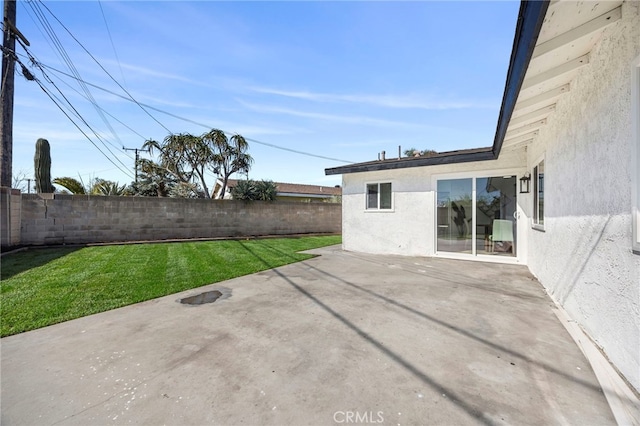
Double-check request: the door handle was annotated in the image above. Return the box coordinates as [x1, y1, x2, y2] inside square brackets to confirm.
[513, 211, 520, 220]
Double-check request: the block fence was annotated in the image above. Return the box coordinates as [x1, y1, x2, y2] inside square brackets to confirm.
[1, 191, 341, 247]
[0, 187, 22, 247]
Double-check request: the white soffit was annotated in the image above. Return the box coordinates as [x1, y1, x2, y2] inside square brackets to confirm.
[505, 0, 623, 148]
[505, 119, 547, 139]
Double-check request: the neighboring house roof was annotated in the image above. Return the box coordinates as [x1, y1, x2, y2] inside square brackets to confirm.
[219, 179, 341, 198]
[275, 182, 341, 197]
[326, 0, 549, 176]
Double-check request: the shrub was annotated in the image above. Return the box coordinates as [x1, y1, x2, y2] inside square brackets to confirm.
[231, 179, 277, 201]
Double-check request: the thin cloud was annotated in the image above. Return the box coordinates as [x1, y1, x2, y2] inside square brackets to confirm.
[208, 122, 307, 137]
[14, 127, 90, 144]
[133, 94, 198, 109]
[237, 100, 426, 128]
[241, 125, 312, 137]
[104, 61, 248, 93]
[118, 63, 194, 84]
[249, 86, 495, 110]
[332, 140, 404, 148]
[102, 60, 202, 86]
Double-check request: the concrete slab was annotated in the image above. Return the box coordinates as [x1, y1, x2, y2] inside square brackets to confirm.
[1, 246, 615, 425]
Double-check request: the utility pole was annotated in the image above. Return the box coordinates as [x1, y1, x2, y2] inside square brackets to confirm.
[1, 0, 16, 188]
[123, 146, 149, 184]
[0, 0, 28, 188]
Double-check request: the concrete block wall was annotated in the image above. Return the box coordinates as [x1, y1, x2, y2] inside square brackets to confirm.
[1, 188, 22, 248]
[18, 194, 341, 245]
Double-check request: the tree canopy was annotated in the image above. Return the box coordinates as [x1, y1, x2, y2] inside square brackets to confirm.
[53, 177, 126, 195]
[404, 148, 438, 158]
[230, 179, 277, 201]
[140, 129, 252, 198]
[202, 129, 253, 199]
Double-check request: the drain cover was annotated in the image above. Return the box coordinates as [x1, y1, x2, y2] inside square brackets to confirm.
[180, 290, 223, 305]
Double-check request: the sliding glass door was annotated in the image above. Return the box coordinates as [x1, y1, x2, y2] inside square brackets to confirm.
[436, 179, 473, 253]
[437, 176, 517, 258]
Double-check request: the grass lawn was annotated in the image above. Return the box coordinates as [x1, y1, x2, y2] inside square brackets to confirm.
[0, 235, 341, 337]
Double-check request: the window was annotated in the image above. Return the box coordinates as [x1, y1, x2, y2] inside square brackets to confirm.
[366, 182, 392, 210]
[533, 159, 544, 228]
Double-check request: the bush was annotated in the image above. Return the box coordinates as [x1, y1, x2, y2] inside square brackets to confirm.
[231, 179, 277, 201]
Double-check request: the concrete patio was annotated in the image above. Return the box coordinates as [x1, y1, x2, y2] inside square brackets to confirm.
[1, 245, 615, 425]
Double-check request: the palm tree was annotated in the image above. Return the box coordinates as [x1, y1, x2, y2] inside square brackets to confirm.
[254, 180, 277, 201]
[230, 179, 257, 200]
[143, 134, 194, 184]
[143, 133, 215, 198]
[53, 177, 126, 196]
[230, 179, 277, 201]
[53, 177, 86, 194]
[203, 129, 253, 199]
[141, 129, 252, 198]
[91, 180, 126, 196]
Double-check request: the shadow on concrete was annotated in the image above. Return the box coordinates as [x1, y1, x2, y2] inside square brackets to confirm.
[238, 241, 494, 425]
[337, 249, 544, 302]
[255, 241, 603, 395]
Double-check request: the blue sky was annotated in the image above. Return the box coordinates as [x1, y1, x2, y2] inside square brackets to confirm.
[12, 1, 520, 191]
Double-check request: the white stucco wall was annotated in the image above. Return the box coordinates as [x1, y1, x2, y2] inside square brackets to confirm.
[341, 149, 526, 257]
[339, 0, 639, 394]
[526, 1, 640, 392]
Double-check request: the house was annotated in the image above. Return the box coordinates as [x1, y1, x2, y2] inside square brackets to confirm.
[212, 178, 341, 203]
[326, 0, 640, 398]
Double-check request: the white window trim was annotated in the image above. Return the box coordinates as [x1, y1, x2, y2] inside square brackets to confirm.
[364, 181, 394, 212]
[532, 154, 545, 232]
[632, 55, 640, 254]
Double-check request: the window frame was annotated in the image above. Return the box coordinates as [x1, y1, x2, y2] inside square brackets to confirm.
[365, 182, 393, 212]
[632, 55, 640, 254]
[532, 156, 545, 231]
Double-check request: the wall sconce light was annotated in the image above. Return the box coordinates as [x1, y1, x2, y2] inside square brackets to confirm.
[519, 172, 531, 193]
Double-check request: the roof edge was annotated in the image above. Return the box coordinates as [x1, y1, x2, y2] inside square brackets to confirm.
[324, 0, 549, 177]
[325, 148, 494, 175]
[492, 0, 550, 157]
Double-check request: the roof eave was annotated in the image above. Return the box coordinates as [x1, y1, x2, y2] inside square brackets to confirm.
[492, 0, 550, 157]
[325, 149, 494, 175]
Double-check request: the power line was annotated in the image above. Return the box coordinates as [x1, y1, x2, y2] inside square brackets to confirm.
[10, 51, 133, 178]
[18, 1, 354, 165]
[97, 0, 127, 91]
[35, 0, 173, 135]
[37, 63, 354, 164]
[38, 63, 148, 141]
[21, 49, 133, 174]
[17, 2, 137, 171]
[23, 0, 126, 150]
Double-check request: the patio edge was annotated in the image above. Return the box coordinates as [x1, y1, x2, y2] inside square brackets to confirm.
[552, 303, 640, 425]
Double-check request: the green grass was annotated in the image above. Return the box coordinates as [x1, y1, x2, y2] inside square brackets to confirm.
[0, 236, 341, 337]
